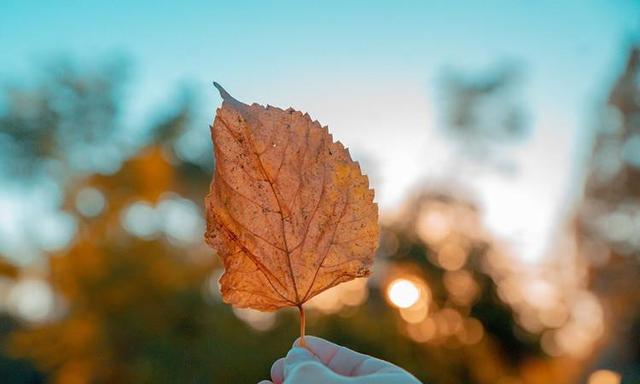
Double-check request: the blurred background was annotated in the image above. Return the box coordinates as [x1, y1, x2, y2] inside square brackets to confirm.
[1, 1, 640, 383]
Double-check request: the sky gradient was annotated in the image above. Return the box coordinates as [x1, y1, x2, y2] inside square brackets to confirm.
[1, 0, 639, 263]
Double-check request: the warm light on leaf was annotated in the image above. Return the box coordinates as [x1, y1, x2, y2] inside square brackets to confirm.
[204, 84, 379, 338]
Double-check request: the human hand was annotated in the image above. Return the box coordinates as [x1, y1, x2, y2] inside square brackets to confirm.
[258, 335, 421, 384]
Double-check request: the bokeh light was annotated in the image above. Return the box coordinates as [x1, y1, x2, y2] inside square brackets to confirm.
[157, 195, 205, 244]
[75, 187, 106, 217]
[8, 279, 55, 323]
[120, 201, 159, 239]
[588, 370, 621, 384]
[307, 278, 369, 314]
[232, 308, 277, 332]
[437, 242, 468, 271]
[387, 278, 421, 309]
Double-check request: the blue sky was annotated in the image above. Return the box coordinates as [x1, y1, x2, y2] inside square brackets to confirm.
[1, 0, 639, 263]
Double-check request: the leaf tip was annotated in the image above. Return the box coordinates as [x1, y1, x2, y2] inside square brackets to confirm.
[213, 82, 237, 103]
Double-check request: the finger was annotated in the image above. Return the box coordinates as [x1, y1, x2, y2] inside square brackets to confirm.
[285, 350, 345, 384]
[286, 360, 342, 384]
[270, 357, 285, 384]
[293, 336, 342, 365]
[350, 372, 422, 384]
[284, 346, 319, 377]
[294, 336, 368, 376]
[351, 355, 420, 377]
[257, 381, 273, 384]
[344, 354, 421, 378]
[348, 357, 390, 376]
[293, 335, 409, 378]
[284, 347, 328, 380]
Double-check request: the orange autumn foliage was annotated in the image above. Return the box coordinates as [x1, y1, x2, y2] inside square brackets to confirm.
[10, 145, 215, 384]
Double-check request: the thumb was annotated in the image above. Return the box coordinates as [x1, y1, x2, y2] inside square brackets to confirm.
[283, 347, 342, 383]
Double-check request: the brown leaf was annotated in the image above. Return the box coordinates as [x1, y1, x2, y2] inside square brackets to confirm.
[204, 84, 379, 312]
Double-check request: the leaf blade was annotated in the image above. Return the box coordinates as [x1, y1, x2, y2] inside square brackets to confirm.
[205, 85, 379, 311]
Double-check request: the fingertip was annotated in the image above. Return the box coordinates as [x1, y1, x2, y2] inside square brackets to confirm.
[270, 357, 284, 384]
[257, 381, 272, 384]
[293, 335, 324, 347]
[285, 346, 313, 362]
[284, 347, 321, 379]
[286, 360, 332, 381]
[294, 336, 341, 366]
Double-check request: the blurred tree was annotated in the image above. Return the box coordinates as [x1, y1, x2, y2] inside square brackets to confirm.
[439, 63, 528, 174]
[0, 258, 42, 383]
[0, 314, 43, 384]
[415, 63, 595, 382]
[0, 258, 19, 279]
[366, 190, 567, 384]
[0, 59, 129, 182]
[576, 45, 640, 383]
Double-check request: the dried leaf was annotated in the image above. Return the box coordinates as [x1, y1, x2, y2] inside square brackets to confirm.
[204, 84, 379, 314]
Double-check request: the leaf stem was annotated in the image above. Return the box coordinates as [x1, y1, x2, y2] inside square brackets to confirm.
[298, 305, 306, 348]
